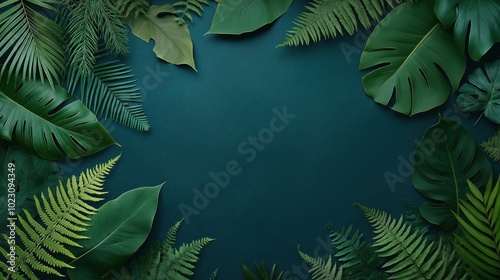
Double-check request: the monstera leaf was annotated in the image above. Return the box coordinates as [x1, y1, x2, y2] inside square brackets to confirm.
[456, 59, 500, 124]
[0, 73, 116, 159]
[360, 0, 465, 116]
[411, 118, 492, 231]
[207, 0, 293, 35]
[124, 4, 195, 70]
[68, 184, 163, 279]
[435, 0, 500, 61]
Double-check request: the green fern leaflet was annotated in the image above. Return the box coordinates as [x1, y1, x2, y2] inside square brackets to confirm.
[278, 0, 407, 47]
[298, 246, 343, 280]
[117, 219, 214, 280]
[0, 156, 120, 280]
[454, 176, 500, 279]
[357, 203, 462, 280]
[482, 129, 500, 162]
[173, 0, 209, 25]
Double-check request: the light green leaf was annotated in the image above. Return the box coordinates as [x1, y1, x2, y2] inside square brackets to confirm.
[360, 0, 465, 116]
[67, 184, 163, 280]
[207, 0, 293, 35]
[456, 59, 500, 124]
[124, 4, 196, 70]
[434, 0, 500, 61]
[0, 73, 117, 160]
[411, 118, 492, 231]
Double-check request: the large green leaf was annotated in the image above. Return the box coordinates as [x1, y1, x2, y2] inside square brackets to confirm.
[0, 73, 116, 159]
[67, 184, 163, 280]
[124, 4, 196, 70]
[359, 0, 466, 116]
[456, 59, 500, 124]
[0, 144, 59, 241]
[411, 118, 492, 231]
[207, 0, 293, 35]
[435, 0, 500, 61]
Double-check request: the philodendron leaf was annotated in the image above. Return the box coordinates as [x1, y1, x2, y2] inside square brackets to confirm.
[435, 0, 500, 61]
[67, 184, 164, 280]
[124, 4, 196, 70]
[411, 118, 492, 231]
[0, 72, 116, 159]
[207, 0, 293, 35]
[360, 0, 466, 116]
[456, 59, 500, 124]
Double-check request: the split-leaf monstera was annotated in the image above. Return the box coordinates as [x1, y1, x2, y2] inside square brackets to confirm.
[456, 59, 500, 124]
[207, 0, 293, 35]
[0, 72, 116, 160]
[360, 0, 465, 116]
[411, 118, 492, 231]
[435, 0, 500, 61]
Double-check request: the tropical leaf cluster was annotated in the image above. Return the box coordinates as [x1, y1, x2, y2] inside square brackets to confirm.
[0, 156, 119, 280]
[453, 176, 500, 279]
[242, 262, 285, 280]
[278, 0, 407, 47]
[116, 219, 214, 280]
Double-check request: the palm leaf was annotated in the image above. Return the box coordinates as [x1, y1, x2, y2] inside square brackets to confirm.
[453, 176, 500, 279]
[357, 203, 462, 279]
[0, 0, 65, 89]
[298, 246, 343, 280]
[482, 129, 500, 162]
[0, 156, 119, 280]
[242, 262, 284, 280]
[65, 0, 128, 76]
[278, 0, 407, 47]
[0, 72, 116, 159]
[67, 57, 150, 131]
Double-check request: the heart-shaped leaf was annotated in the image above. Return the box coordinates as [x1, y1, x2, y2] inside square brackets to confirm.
[207, 0, 293, 35]
[124, 4, 196, 70]
[435, 0, 500, 61]
[67, 184, 164, 279]
[360, 0, 466, 116]
[411, 118, 492, 231]
[456, 59, 500, 124]
[0, 73, 116, 159]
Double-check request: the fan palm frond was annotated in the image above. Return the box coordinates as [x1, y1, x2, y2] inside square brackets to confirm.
[298, 246, 343, 280]
[357, 203, 463, 279]
[67, 56, 150, 131]
[453, 176, 500, 279]
[278, 0, 408, 47]
[0, 0, 65, 89]
[0, 156, 120, 280]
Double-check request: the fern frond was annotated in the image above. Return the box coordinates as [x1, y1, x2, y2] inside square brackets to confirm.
[0, 0, 65, 89]
[481, 129, 500, 162]
[165, 237, 215, 279]
[164, 219, 184, 250]
[0, 155, 120, 280]
[67, 56, 150, 131]
[209, 267, 218, 280]
[65, 0, 128, 76]
[329, 225, 387, 279]
[172, 0, 209, 25]
[278, 0, 407, 47]
[298, 246, 343, 280]
[453, 176, 500, 279]
[357, 203, 462, 280]
[242, 262, 284, 280]
[115, 0, 151, 18]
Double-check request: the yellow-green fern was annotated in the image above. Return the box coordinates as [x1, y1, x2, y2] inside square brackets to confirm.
[278, 0, 409, 47]
[357, 203, 463, 279]
[0, 155, 120, 280]
[298, 246, 343, 280]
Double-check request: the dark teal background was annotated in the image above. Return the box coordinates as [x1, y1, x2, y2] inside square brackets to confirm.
[60, 1, 499, 279]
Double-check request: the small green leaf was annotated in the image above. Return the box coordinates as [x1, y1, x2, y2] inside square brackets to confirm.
[67, 184, 164, 279]
[456, 59, 500, 124]
[207, 0, 293, 35]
